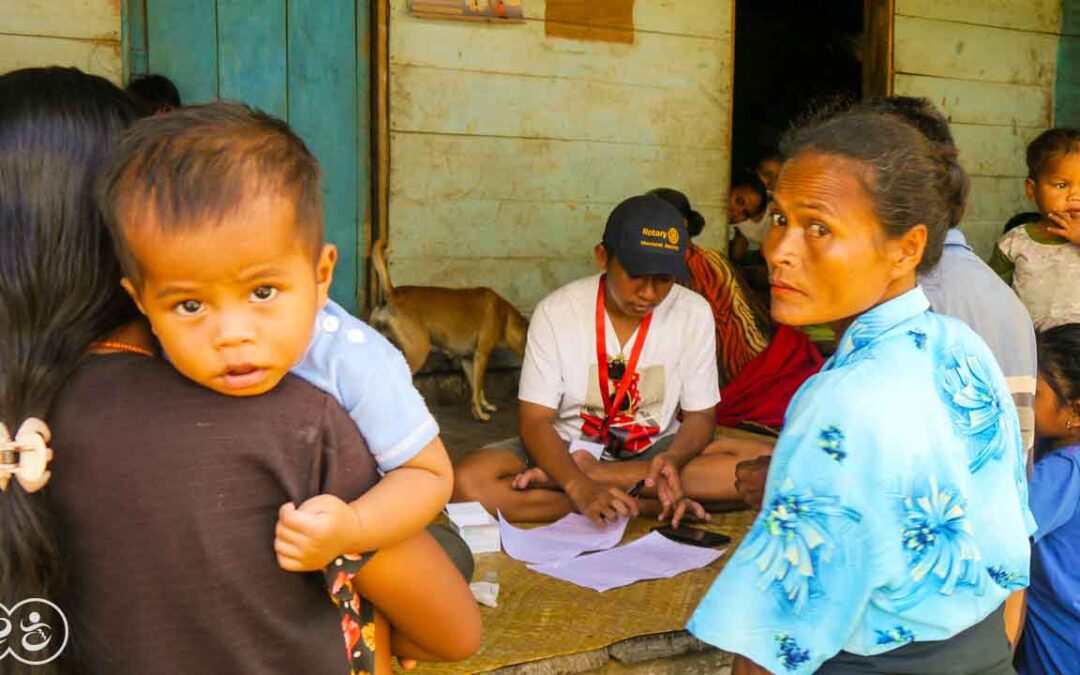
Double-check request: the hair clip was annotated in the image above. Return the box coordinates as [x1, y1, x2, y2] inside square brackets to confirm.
[0, 418, 53, 493]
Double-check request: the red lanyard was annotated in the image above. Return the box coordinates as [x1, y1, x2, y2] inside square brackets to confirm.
[595, 275, 652, 435]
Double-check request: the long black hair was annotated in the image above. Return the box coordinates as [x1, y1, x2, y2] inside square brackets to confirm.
[0, 67, 140, 631]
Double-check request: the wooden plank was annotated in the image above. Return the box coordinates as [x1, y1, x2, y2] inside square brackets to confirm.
[390, 198, 727, 259]
[357, 0, 374, 311]
[390, 8, 730, 89]
[951, 123, 1044, 177]
[147, 0, 218, 103]
[289, 0, 360, 313]
[0, 34, 121, 83]
[894, 16, 1059, 87]
[895, 0, 1061, 34]
[387, 254, 597, 311]
[957, 219, 1009, 260]
[545, 0, 634, 44]
[392, 0, 732, 40]
[389, 132, 727, 211]
[966, 177, 1031, 221]
[894, 74, 1052, 128]
[1, 0, 120, 41]
[217, 0, 287, 117]
[389, 64, 728, 148]
[863, 0, 895, 98]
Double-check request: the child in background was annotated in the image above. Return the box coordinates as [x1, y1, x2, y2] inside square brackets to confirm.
[726, 170, 769, 265]
[97, 103, 454, 575]
[991, 128, 1080, 328]
[1019, 324, 1080, 673]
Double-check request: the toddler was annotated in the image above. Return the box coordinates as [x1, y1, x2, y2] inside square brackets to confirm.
[97, 102, 454, 573]
[991, 128, 1080, 328]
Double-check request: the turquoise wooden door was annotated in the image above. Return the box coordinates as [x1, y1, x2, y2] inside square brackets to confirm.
[126, 0, 371, 314]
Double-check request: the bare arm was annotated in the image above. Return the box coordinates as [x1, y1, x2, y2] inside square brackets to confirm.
[275, 438, 453, 570]
[1004, 589, 1026, 651]
[519, 401, 587, 491]
[345, 437, 453, 552]
[519, 401, 639, 523]
[660, 408, 716, 467]
[642, 407, 715, 525]
[352, 529, 482, 662]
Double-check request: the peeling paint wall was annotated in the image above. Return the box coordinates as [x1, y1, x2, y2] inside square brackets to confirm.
[893, 0, 1063, 258]
[0, 0, 122, 83]
[387, 0, 734, 312]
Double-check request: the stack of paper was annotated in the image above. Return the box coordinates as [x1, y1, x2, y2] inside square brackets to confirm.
[445, 502, 500, 554]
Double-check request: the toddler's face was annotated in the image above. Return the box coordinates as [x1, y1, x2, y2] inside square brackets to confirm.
[1026, 151, 1080, 223]
[122, 194, 335, 397]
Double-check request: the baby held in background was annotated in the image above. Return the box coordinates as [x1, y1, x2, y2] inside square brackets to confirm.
[96, 102, 454, 571]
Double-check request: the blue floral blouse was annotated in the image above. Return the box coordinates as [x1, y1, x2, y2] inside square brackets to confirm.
[688, 288, 1035, 673]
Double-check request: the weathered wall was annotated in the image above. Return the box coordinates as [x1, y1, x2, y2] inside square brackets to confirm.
[893, 0, 1063, 258]
[387, 0, 734, 311]
[0, 0, 122, 83]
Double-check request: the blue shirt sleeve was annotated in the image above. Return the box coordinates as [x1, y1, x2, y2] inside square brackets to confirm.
[1029, 449, 1080, 544]
[292, 301, 439, 472]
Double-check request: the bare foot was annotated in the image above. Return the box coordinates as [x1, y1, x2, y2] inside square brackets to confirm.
[511, 466, 557, 490]
[511, 451, 598, 490]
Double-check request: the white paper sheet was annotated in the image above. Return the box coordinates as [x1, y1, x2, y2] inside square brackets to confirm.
[527, 531, 725, 592]
[498, 512, 629, 564]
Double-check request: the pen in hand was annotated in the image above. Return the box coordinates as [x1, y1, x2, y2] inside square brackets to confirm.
[627, 479, 645, 498]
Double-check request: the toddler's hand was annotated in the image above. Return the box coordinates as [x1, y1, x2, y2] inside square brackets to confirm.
[1047, 211, 1080, 245]
[274, 494, 361, 572]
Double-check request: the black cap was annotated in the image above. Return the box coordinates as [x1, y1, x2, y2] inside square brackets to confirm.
[602, 195, 690, 280]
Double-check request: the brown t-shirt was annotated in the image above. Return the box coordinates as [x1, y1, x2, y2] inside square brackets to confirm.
[46, 354, 379, 674]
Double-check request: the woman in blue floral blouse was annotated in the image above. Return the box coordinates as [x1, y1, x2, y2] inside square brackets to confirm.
[688, 108, 1035, 673]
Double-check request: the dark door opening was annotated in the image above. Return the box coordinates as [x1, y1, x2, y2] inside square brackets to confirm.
[730, 0, 892, 177]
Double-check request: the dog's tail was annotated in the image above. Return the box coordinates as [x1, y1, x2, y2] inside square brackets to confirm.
[372, 238, 395, 303]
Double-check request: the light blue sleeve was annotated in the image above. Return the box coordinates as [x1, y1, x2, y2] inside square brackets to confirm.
[688, 368, 895, 673]
[293, 301, 439, 472]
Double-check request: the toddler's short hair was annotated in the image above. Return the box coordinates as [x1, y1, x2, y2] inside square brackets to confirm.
[1026, 127, 1080, 180]
[97, 101, 322, 279]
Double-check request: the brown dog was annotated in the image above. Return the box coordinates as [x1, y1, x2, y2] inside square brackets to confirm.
[369, 240, 528, 421]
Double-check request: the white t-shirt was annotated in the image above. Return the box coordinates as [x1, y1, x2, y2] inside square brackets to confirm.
[519, 274, 720, 451]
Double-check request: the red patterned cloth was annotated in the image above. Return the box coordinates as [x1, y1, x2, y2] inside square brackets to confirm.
[715, 324, 824, 429]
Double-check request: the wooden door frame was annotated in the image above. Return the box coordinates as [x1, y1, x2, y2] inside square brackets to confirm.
[370, 0, 390, 310]
[863, 0, 895, 98]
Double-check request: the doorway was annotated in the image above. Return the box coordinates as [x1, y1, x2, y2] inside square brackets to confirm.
[729, 0, 893, 176]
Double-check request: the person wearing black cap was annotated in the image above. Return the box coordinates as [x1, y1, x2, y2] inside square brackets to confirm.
[453, 194, 756, 525]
